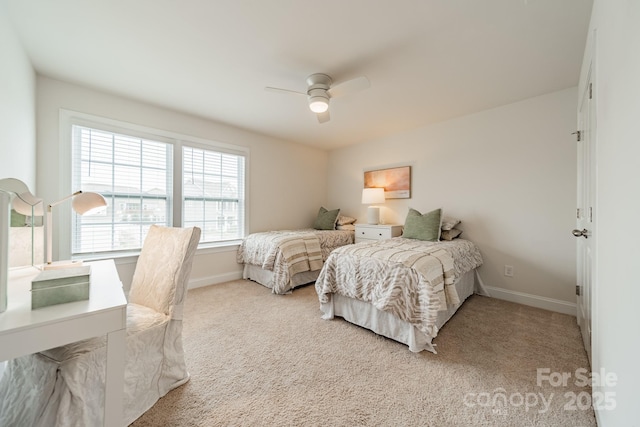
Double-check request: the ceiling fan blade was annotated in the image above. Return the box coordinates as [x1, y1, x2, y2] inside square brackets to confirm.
[265, 86, 306, 96]
[327, 76, 370, 99]
[317, 110, 330, 124]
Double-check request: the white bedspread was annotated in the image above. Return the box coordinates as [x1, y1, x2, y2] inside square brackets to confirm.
[237, 229, 354, 294]
[315, 238, 483, 340]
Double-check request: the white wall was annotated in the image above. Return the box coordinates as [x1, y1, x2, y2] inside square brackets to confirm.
[585, 1, 640, 425]
[0, 0, 36, 383]
[36, 77, 329, 290]
[0, 2, 36, 187]
[328, 88, 578, 312]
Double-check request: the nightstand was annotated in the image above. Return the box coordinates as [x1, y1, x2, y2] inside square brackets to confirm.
[354, 224, 403, 243]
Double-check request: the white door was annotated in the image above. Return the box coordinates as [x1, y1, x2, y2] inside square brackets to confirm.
[575, 66, 595, 363]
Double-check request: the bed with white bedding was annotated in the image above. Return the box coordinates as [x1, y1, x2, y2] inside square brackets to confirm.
[237, 228, 354, 294]
[315, 237, 484, 353]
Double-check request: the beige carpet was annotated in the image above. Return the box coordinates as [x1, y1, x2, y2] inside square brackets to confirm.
[131, 280, 597, 427]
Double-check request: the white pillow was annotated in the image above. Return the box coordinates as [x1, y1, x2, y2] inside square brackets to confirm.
[440, 228, 462, 240]
[336, 224, 356, 231]
[336, 215, 357, 226]
[441, 216, 461, 231]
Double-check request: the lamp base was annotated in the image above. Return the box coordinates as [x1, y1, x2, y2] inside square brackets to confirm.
[367, 206, 380, 225]
[43, 260, 84, 271]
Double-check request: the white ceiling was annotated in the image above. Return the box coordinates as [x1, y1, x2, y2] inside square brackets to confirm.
[5, 0, 592, 150]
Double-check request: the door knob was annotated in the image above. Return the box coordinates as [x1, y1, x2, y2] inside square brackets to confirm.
[572, 228, 589, 238]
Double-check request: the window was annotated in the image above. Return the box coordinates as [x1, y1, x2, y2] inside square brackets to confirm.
[68, 114, 248, 258]
[71, 125, 172, 255]
[182, 146, 245, 243]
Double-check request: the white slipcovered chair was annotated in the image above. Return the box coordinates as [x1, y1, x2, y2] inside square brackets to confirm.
[0, 225, 201, 426]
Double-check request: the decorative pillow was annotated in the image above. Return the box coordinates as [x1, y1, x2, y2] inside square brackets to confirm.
[402, 208, 442, 241]
[441, 216, 461, 231]
[336, 215, 357, 226]
[440, 228, 462, 241]
[336, 224, 356, 231]
[313, 207, 341, 230]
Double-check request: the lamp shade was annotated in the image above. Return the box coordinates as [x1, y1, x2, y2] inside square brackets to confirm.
[46, 191, 107, 268]
[361, 187, 385, 205]
[71, 191, 107, 215]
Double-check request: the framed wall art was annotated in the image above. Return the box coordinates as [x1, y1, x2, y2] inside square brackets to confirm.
[364, 166, 411, 199]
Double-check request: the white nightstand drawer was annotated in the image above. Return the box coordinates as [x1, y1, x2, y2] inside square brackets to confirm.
[358, 226, 392, 240]
[355, 224, 403, 243]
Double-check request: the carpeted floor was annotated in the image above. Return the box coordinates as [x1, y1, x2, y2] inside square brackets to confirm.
[131, 280, 597, 427]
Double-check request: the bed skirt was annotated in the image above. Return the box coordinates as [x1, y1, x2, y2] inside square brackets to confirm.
[243, 264, 319, 293]
[320, 269, 483, 353]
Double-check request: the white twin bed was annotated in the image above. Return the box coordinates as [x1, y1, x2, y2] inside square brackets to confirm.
[236, 228, 354, 294]
[315, 237, 485, 353]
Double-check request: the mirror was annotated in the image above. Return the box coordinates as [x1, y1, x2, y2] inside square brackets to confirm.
[11, 208, 44, 227]
[9, 204, 44, 267]
[1, 178, 43, 312]
[0, 178, 44, 268]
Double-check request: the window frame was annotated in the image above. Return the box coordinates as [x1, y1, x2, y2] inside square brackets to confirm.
[59, 110, 250, 261]
[181, 142, 247, 245]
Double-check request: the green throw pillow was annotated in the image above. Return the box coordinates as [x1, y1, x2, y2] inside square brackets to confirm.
[313, 207, 341, 230]
[402, 208, 442, 241]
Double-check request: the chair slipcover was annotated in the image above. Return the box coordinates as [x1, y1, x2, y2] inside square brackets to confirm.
[0, 225, 201, 426]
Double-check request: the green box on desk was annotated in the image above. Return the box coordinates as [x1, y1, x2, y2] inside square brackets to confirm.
[31, 265, 91, 309]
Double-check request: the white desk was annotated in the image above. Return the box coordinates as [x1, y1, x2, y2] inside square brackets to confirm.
[0, 259, 127, 427]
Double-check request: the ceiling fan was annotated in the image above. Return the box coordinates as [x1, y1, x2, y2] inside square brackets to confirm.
[265, 73, 370, 123]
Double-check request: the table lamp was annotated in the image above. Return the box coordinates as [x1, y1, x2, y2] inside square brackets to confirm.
[45, 190, 107, 270]
[362, 187, 385, 225]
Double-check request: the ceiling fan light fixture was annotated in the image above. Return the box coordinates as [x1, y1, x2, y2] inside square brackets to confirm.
[266, 73, 369, 122]
[309, 97, 329, 113]
[308, 87, 330, 113]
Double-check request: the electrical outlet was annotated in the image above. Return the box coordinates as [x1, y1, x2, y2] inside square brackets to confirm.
[504, 265, 514, 277]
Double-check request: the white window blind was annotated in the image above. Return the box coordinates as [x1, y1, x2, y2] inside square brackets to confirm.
[182, 146, 245, 243]
[67, 115, 249, 259]
[71, 125, 172, 255]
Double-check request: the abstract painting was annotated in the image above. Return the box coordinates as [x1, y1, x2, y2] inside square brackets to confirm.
[364, 166, 411, 199]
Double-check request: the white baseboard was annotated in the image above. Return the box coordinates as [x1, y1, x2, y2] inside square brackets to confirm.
[188, 271, 243, 290]
[484, 286, 577, 316]
[186, 273, 577, 316]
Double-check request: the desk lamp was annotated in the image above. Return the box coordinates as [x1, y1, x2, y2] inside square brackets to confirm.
[45, 191, 106, 270]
